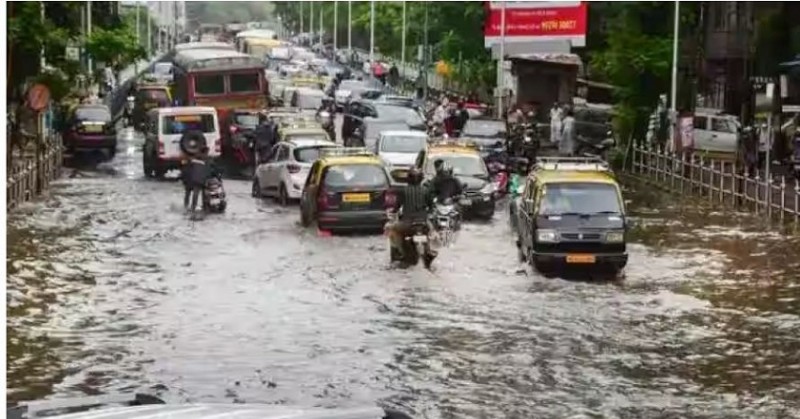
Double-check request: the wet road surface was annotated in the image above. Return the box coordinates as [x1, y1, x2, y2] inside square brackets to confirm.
[7, 128, 800, 418]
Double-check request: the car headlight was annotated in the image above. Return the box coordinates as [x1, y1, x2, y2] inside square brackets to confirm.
[605, 231, 625, 243]
[536, 229, 558, 243]
[480, 183, 496, 195]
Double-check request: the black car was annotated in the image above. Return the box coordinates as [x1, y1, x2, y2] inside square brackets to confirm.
[574, 103, 614, 147]
[63, 104, 117, 157]
[342, 100, 426, 147]
[461, 117, 507, 158]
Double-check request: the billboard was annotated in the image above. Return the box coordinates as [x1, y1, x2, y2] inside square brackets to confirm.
[484, 1, 587, 48]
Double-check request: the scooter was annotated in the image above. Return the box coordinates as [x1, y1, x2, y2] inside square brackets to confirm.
[487, 160, 509, 198]
[431, 196, 465, 247]
[202, 176, 227, 213]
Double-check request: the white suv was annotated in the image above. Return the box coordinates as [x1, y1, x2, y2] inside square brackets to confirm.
[252, 138, 340, 205]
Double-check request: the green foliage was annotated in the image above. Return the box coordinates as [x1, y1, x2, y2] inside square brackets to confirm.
[85, 24, 146, 69]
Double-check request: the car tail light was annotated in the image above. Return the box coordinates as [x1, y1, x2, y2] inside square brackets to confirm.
[215, 138, 221, 153]
[158, 141, 165, 155]
[317, 188, 330, 210]
[229, 125, 238, 134]
[384, 190, 397, 208]
[287, 164, 301, 174]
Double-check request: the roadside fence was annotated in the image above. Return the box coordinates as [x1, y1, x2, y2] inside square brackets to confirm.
[629, 144, 800, 225]
[7, 135, 63, 210]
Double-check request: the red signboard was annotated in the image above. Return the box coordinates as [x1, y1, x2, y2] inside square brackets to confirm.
[484, 2, 587, 46]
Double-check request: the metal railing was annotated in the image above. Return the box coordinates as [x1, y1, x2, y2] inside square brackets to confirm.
[629, 144, 800, 225]
[7, 136, 64, 211]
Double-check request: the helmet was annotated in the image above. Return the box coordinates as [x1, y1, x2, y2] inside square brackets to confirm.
[407, 168, 423, 185]
[441, 162, 454, 176]
[434, 159, 445, 174]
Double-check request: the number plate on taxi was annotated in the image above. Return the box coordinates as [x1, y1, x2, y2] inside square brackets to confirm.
[566, 254, 596, 264]
[83, 125, 103, 133]
[342, 193, 371, 203]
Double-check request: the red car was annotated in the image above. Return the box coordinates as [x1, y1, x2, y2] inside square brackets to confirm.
[63, 104, 117, 158]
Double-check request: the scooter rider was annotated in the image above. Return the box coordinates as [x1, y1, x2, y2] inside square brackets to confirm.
[181, 146, 220, 213]
[387, 168, 436, 261]
[429, 160, 464, 202]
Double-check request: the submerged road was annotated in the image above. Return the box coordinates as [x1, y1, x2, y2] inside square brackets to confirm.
[7, 127, 800, 418]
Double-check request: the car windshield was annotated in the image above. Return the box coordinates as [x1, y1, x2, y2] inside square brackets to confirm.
[323, 164, 388, 188]
[539, 183, 622, 216]
[234, 113, 260, 128]
[294, 145, 338, 163]
[294, 92, 324, 109]
[374, 105, 423, 125]
[162, 114, 216, 135]
[426, 154, 488, 177]
[463, 120, 505, 137]
[74, 107, 111, 121]
[285, 133, 329, 143]
[381, 135, 427, 153]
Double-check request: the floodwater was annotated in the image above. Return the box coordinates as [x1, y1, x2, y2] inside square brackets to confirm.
[6, 128, 800, 419]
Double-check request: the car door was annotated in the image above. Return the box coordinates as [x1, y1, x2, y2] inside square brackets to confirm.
[692, 115, 712, 151]
[260, 144, 283, 191]
[271, 145, 291, 188]
[302, 161, 322, 219]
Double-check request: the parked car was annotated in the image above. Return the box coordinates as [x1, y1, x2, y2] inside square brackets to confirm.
[63, 104, 117, 157]
[253, 138, 340, 205]
[693, 110, 740, 154]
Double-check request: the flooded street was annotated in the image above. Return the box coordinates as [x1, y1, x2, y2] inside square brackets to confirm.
[7, 129, 800, 418]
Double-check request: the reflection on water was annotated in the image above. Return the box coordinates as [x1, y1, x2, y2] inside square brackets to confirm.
[5, 168, 800, 417]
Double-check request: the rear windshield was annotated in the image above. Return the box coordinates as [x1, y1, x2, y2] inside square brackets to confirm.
[380, 135, 427, 153]
[234, 113, 260, 127]
[294, 146, 338, 163]
[230, 73, 261, 93]
[285, 133, 329, 143]
[138, 89, 170, 103]
[323, 164, 388, 188]
[162, 114, 216, 135]
[540, 183, 622, 216]
[74, 107, 111, 122]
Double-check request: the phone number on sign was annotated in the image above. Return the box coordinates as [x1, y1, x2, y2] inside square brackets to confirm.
[541, 20, 577, 30]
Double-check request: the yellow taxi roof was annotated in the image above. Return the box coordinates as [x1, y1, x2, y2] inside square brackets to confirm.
[428, 145, 480, 155]
[283, 127, 326, 135]
[321, 156, 383, 166]
[533, 170, 618, 185]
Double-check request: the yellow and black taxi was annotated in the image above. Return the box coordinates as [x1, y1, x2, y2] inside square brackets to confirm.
[514, 157, 628, 276]
[414, 140, 496, 220]
[299, 148, 396, 233]
[279, 126, 331, 144]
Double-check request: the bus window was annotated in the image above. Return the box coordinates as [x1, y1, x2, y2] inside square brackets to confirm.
[196, 74, 225, 95]
[230, 73, 260, 93]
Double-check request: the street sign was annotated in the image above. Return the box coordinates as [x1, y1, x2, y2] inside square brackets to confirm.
[782, 105, 800, 113]
[27, 84, 51, 112]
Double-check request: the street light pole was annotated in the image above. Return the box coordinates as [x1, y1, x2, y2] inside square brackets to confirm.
[87, 0, 93, 75]
[401, 1, 406, 73]
[497, 1, 506, 118]
[310, 1, 314, 42]
[423, 1, 429, 101]
[135, 3, 140, 74]
[369, 0, 375, 64]
[146, 1, 151, 57]
[319, 4, 323, 43]
[300, 1, 304, 34]
[669, 0, 680, 151]
[333, 0, 338, 52]
[347, 0, 352, 52]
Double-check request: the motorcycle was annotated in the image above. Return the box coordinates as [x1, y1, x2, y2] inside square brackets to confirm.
[576, 130, 616, 161]
[123, 96, 135, 127]
[487, 160, 509, 198]
[387, 212, 436, 269]
[202, 176, 227, 213]
[431, 196, 466, 247]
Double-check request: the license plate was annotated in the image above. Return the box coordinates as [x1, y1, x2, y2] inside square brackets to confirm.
[459, 199, 472, 206]
[413, 235, 427, 243]
[210, 198, 221, 205]
[566, 254, 596, 264]
[84, 125, 103, 133]
[342, 193, 371, 203]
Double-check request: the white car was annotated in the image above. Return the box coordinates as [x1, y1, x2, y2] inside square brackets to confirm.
[252, 138, 341, 204]
[375, 130, 429, 181]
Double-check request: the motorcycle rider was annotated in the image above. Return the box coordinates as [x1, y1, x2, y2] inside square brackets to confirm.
[387, 168, 436, 264]
[429, 160, 464, 203]
[181, 146, 220, 213]
[316, 97, 337, 141]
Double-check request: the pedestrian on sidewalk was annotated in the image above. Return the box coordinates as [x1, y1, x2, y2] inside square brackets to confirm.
[550, 102, 564, 145]
[559, 108, 576, 156]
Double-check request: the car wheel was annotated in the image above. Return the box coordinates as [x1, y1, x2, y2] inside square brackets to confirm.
[108, 146, 117, 160]
[142, 152, 154, 178]
[278, 183, 289, 206]
[252, 178, 262, 198]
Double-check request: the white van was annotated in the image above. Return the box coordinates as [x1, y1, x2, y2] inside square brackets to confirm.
[143, 106, 220, 178]
[693, 110, 740, 154]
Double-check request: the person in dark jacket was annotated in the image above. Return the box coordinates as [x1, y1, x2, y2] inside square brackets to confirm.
[429, 161, 463, 202]
[387, 168, 436, 261]
[182, 146, 219, 212]
[253, 115, 277, 162]
[454, 101, 470, 135]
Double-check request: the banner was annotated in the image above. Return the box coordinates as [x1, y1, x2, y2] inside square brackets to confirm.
[484, 2, 587, 47]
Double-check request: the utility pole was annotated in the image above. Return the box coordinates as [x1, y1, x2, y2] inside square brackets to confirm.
[347, 0, 352, 52]
[669, 0, 680, 151]
[401, 1, 406, 73]
[87, 0, 93, 76]
[135, 3, 140, 74]
[146, 1, 152, 58]
[369, 0, 375, 64]
[333, 0, 338, 52]
[300, 1, 304, 34]
[319, 3, 323, 43]
[310, 1, 314, 43]
[423, 1, 429, 101]
[497, 1, 506, 118]
[40, 2, 46, 70]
